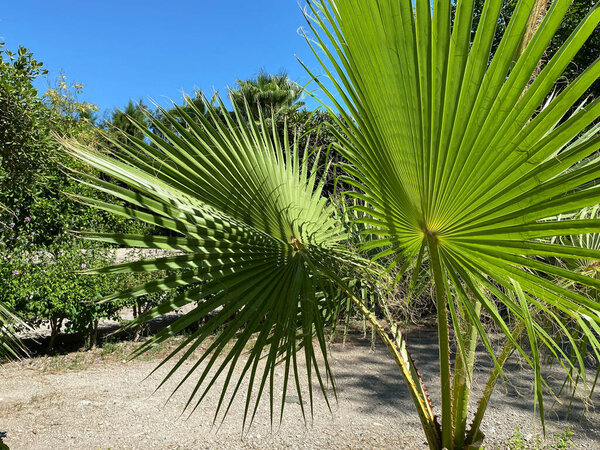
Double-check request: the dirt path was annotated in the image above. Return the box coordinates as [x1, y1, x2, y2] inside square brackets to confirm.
[1, 329, 598, 449]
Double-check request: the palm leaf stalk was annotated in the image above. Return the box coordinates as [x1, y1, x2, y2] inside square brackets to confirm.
[301, 0, 600, 447]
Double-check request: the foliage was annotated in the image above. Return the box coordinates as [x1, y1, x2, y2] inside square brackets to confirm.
[503, 427, 574, 450]
[469, 0, 600, 98]
[284, 109, 348, 196]
[43, 73, 99, 130]
[108, 99, 149, 143]
[61, 96, 369, 425]
[57, 1, 600, 449]
[0, 221, 182, 350]
[0, 44, 146, 248]
[304, 0, 600, 448]
[0, 43, 50, 206]
[230, 70, 305, 120]
[0, 43, 49, 359]
[0, 220, 122, 350]
[0, 44, 175, 357]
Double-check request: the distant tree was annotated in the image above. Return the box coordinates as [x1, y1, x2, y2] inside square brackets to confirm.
[230, 70, 304, 120]
[149, 90, 211, 137]
[107, 99, 149, 142]
[167, 90, 207, 121]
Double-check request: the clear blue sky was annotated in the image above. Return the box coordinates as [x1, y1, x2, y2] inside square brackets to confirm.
[0, 0, 326, 119]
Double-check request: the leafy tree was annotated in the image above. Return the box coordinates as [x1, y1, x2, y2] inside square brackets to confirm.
[0, 44, 47, 358]
[0, 44, 134, 246]
[108, 99, 149, 143]
[230, 70, 305, 120]
[0, 44, 50, 210]
[0, 230, 121, 350]
[0, 45, 157, 355]
[149, 91, 215, 138]
[63, 1, 600, 449]
[286, 109, 348, 196]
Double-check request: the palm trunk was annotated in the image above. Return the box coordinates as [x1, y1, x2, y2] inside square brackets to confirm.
[326, 269, 441, 449]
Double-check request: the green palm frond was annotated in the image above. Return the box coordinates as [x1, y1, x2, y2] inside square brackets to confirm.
[304, 0, 600, 447]
[0, 301, 28, 360]
[60, 96, 368, 426]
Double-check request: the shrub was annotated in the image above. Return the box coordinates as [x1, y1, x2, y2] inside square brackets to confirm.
[0, 222, 122, 350]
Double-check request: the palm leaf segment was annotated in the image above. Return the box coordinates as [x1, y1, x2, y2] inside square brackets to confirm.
[305, 0, 600, 446]
[0, 302, 28, 359]
[61, 99, 362, 425]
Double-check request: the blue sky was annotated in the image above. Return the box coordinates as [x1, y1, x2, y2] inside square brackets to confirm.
[0, 0, 326, 119]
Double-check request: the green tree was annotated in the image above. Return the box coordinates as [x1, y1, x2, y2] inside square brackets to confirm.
[0, 44, 50, 211]
[108, 99, 149, 143]
[149, 90, 215, 138]
[1, 45, 155, 356]
[230, 70, 305, 120]
[0, 44, 48, 359]
[63, 1, 600, 449]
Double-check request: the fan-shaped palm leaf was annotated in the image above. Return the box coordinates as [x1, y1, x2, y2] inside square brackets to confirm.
[303, 0, 600, 447]
[60, 98, 380, 427]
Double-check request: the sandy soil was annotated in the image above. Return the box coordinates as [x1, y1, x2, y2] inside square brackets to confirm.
[1, 329, 599, 449]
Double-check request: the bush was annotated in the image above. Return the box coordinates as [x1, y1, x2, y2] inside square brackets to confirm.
[0, 221, 123, 350]
[0, 217, 192, 351]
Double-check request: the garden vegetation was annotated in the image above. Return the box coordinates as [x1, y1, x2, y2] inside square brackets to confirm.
[2, 1, 600, 449]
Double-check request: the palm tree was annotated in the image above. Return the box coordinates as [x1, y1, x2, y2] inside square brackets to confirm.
[230, 71, 305, 120]
[61, 0, 600, 448]
[302, 0, 600, 446]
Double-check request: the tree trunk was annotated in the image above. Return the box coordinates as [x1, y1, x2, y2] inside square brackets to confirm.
[48, 316, 62, 352]
[48, 319, 56, 351]
[88, 320, 99, 350]
[132, 302, 141, 342]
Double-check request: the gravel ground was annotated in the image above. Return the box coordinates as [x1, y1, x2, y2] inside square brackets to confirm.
[1, 329, 599, 449]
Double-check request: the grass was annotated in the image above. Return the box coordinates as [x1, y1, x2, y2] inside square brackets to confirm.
[498, 427, 575, 450]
